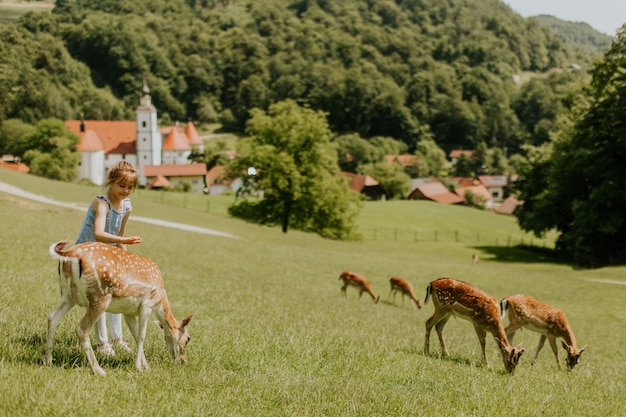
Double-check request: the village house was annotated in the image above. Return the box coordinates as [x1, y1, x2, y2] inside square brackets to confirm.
[64, 82, 206, 188]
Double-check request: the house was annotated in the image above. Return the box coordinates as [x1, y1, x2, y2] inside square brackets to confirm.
[448, 149, 472, 166]
[455, 184, 493, 208]
[65, 81, 205, 189]
[407, 178, 464, 204]
[0, 155, 29, 173]
[144, 164, 208, 194]
[340, 172, 386, 200]
[205, 165, 243, 196]
[495, 195, 523, 215]
[478, 175, 517, 202]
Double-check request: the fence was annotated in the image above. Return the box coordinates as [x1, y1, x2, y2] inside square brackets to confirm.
[359, 226, 552, 248]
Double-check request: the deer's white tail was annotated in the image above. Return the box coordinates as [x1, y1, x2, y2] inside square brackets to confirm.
[500, 298, 508, 319]
[49, 241, 81, 281]
[424, 282, 432, 305]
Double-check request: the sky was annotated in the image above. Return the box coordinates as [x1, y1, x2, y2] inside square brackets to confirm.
[503, 0, 626, 36]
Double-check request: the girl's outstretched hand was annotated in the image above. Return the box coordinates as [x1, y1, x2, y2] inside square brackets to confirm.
[124, 236, 142, 244]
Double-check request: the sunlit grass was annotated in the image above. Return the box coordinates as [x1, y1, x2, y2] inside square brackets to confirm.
[0, 170, 625, 416]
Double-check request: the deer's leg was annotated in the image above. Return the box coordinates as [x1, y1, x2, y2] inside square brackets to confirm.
[340, 284, 348, 298]
[76, 301, 109, 377]
[124, 314, 139, 345]
[425, 312, 444, 355]
[532, 334, 547, 366]
[547, 335, 562, 368]
[45, 296, 74, 366]
[433, 315, 451, 357]
[504, 321, 521, 344]
[473, 325, 489, 366]
[134, 309, 152, 371]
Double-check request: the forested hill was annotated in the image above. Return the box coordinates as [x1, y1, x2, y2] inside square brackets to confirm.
[533, 14, 614, 56]
[0, 0, 599, 153]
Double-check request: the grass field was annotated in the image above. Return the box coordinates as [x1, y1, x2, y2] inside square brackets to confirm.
[1, 168, 625, 416]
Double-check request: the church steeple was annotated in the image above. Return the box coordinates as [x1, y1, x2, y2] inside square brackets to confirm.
[136, 79, 161, 186]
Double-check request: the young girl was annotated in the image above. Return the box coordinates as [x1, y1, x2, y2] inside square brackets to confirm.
[75, 161, 143, 356]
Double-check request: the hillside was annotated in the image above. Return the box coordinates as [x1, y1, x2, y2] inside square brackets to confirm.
[0, 0, 597, 156]
[532, 14, 613, 57]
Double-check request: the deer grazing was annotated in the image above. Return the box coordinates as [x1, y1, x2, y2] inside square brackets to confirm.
[338, 271, 380, 303]
[424, 278, 524, 374]
[501, 294, 586, 370]
[46, 241, 193, 376]
[389, 276, 423, 309]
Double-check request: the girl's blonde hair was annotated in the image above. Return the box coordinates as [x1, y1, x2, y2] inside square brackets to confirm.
[105, 161, 138, 189]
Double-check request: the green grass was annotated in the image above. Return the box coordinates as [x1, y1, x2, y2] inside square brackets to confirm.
[1, 169, 625, 416]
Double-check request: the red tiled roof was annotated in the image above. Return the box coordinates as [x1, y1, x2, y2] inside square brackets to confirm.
[206, 165, 235, 186]
[385, 154, 419, 167]
[146, 174, 173, 189]
[0, 160, 29, 173]
[455, 184, 492, 200]
[76, 130, 104, 152]
[408, 180, 465, 204]
[448, 177, 479, 187]
[143, 164, 207, 177]
[495, 195, 523, 215]
[340, 172, 379, 191]
[163, 126, 192, 151]
[449, 149, 473, 159]
[185, 122, 203, 146]
[65, 120, 136, 154]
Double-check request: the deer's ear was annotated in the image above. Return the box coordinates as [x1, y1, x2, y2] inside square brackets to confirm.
[181, 315, 194, 327]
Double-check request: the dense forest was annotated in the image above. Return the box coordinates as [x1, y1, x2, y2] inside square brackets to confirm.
[0, 0, 606, 156]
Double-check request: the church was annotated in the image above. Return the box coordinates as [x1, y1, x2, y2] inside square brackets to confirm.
[64, 82, 207, 193]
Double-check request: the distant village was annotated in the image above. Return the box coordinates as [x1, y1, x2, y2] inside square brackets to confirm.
[0, 83, 520, 214]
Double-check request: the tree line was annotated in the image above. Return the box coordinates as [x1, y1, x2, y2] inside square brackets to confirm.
[0, 0, 598, 154]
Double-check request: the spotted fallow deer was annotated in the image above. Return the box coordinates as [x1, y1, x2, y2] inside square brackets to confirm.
[424, 278, 524, 374]
[46, 241, 193, 376]
[389, 276, 423, 309]
[339, 271, 380, 303]
[500, 294, 586, 370]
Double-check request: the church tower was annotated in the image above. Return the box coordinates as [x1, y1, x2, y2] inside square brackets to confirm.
[135, 80, 162, 186]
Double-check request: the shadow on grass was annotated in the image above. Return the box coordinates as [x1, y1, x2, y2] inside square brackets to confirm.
[16, 332, 134, 370]
[473, 245, 571, 266]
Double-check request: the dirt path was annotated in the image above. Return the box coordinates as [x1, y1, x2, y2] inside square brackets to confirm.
[0, 181, 238, 239]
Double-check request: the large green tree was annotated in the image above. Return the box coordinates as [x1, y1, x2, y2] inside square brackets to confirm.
[21, 118, 80, 181]
[228, 100, 362, 239]
[515, 29, 626, 266]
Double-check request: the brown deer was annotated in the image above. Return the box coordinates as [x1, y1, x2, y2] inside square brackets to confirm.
[389, 276, 423, 309]
[46, 241, 194, 376]
[338, 271, 380, 303]
[501, 294, 586, 370]
[424, 278, 524, 374]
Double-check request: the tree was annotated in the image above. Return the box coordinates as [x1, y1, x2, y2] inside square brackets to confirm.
[0, 119, 35, 157]
[414, 137, 450, 177]
[360, 162, 410, 199]
[21, 118, 80, 181]
[228, 100, 362, 239]
[515, 29, 626, 266]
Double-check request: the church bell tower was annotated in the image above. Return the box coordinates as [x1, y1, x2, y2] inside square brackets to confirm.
[135, 80, 162, 186]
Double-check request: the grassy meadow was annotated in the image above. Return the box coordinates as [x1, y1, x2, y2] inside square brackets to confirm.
[1, 168, 625, 416]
